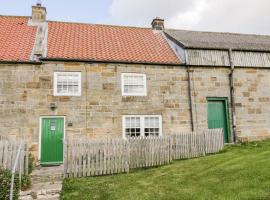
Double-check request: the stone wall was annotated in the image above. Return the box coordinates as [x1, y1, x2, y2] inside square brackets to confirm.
[1, 62, 270, 158]
[188, 67, 232, 133]
[234, 68, 270, 141]
[0, 62, 191, 157]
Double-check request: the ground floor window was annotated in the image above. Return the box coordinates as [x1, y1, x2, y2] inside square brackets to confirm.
[122, 115, 162, 138]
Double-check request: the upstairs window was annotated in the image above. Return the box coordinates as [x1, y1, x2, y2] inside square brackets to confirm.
[123, 115, 162, 138]
[54, 72, 81, 96]
[121, 73, 146, 96]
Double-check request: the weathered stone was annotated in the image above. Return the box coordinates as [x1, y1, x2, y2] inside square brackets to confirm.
[259, 97, 270, 102]
[39, 76, 51, 82]
[59, 96, 71, 102]
[248, 108, 255, 114]
[243, 92, 250, 97]
[102, 83, 115, 90]
[26, 82, 40, 89]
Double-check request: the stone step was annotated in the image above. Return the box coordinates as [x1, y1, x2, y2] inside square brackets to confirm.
[20, 181, 62, 194]
[19, 166, 63, 200]
[19, 193, 60, 200]
[31, 165, 64, 184]
[20, 182, 61, 200]
[31, 165, 64, 176]
[31, 174, 63, 184]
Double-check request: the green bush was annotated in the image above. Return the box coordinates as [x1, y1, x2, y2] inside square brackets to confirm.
[0, 168, 31, 200]
[21, 174, 31, 191]
[28, 154, 34, 174]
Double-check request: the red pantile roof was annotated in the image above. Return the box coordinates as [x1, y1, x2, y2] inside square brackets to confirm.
[0, 16, 37, 62]
[47, 21, 181, 65]
[0, 16, 180, 64]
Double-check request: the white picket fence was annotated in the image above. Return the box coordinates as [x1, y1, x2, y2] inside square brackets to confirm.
[64, 138, 129, 177]
[0, 140, 29, 175]
[129, 136, 172, 169]
[171, 129, 224, 159]
[64, 129, 224, 178]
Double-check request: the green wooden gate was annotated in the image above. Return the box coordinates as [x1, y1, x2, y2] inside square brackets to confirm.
[207, 98, 230, 143]
[40, 117, 64, 165]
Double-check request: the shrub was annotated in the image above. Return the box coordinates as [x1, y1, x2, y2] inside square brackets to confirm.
[0, 168, 31, 200]
[28, 154, 34, 174]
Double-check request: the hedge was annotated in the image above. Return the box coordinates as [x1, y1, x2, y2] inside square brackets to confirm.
[0, 168, 31, 200]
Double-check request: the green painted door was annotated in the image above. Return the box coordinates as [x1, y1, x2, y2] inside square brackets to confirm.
[207, 99, 230, 143]
[41, 117, 64, 165]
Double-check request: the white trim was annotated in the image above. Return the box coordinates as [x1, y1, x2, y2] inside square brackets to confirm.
[53, 72, 81, 96]
[39, 116, 66, 161]
[122, 115, 162, 139]
[121, 73, 147, 96]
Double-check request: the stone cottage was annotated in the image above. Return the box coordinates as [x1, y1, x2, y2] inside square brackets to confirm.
[1, 4, 270, 164]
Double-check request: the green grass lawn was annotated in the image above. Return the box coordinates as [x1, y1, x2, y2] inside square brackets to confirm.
[61, 140, 270, 200]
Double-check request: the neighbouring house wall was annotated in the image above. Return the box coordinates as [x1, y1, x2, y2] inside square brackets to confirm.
[188, 66, 270, 141]
[187, 67, 232, 133]
[234, 68, 270, 141]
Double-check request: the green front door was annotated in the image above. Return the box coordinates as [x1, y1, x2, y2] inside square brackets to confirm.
[41, 117, 64, 165]
[207, 98, 230, 143]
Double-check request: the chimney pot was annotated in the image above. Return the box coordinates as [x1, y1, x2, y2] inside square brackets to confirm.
[151, 17, 164, 31]
[32, 4, 46, 23]
[36, 0, 42, 6]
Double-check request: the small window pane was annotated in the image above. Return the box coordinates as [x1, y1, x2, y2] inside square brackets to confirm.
[144, 116, 160, 137]
[122, 73, 146, 96]
[124, 117, 141, 137]
[54, 72, 81, 96]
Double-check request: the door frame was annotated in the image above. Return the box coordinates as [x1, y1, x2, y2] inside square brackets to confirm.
[39, 116, 66, 161]
[206, 97, 231, 143]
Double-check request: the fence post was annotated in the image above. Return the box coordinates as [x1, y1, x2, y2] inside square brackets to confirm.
[126, 140, 130, 173]
[203, 130, 207, 156]
[25, 143, 28, 175]
[64, 140, 68, 178]
[10, 143, 22, 200]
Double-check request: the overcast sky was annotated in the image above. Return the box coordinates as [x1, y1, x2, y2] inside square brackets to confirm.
[1, 0, 270, 35]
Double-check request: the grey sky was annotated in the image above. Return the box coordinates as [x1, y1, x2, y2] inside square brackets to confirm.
[1, 0, 270, 35]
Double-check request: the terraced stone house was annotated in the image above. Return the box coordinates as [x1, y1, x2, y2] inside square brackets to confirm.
[1, 4, 270, 164]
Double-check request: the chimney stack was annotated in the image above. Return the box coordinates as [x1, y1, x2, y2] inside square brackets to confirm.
[151, 17, 164, 31]
[32, 2, 47, 23]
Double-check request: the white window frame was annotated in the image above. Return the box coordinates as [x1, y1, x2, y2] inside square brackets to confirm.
[122, 115, 162, 139]
[53, 72, 81, 96]
[121, 73, 147, 96]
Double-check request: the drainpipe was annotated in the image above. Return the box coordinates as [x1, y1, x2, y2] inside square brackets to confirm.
[85, 64, 88, 129]
[185, 51, 194, 132]
[187, 67, 194, 132]
[228, 48, 237, 142]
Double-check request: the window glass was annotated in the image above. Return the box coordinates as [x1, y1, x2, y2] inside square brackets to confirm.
[144, 117, 160, 137]
[123, 116, 161, 138]
[122, 73, 146, 96]
[54, 72, 81, 96]
[125, 116, 141, 137]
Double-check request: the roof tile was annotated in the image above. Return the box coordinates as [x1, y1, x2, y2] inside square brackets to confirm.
[47, 22, 181, 65]
[0, 16, 37, 62]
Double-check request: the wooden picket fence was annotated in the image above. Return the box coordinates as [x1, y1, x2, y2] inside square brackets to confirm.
[129, 136, 172, 169]
[64, 129, 224, 178]
[0, 140, 29, 175]
[171, 129, 224, 159]
[64, 138, 129, 177]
